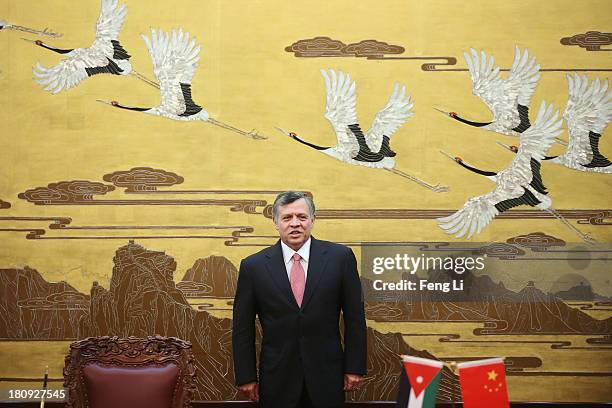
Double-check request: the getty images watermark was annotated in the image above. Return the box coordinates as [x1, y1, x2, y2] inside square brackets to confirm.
[370, 253, 486, 293]
[360, 245, 493, 302]
[360, 242, 610, 303]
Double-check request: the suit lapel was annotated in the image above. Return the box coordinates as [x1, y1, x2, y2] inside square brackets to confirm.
[301, 237, 329, 310]
[264, 240, 299, 309]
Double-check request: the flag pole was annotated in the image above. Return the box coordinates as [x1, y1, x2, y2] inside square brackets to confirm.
[39, 365, 48, 408]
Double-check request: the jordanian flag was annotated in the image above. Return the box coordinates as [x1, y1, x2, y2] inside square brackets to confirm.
[396, 355, 444, 408]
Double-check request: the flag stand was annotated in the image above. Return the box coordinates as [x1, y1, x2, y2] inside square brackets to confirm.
[447, 361, 459, 408]
[40, 365, 48, 408]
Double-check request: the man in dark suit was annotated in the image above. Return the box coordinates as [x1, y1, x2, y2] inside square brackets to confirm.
[232, 191, 367, 407]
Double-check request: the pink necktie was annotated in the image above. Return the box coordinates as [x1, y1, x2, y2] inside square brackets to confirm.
[290, 253, 305, 307]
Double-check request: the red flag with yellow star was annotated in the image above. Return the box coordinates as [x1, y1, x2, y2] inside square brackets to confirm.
[457, 358, 509, 408]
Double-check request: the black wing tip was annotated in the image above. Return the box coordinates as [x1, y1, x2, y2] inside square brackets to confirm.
[111, 39, 131, 60]
[348, 124, 386, 163]
[511, 104, 531, 133]
[583, 132, 612, 168]
[529, 159, 548, 195]
[494, 187, 541, 213]
[178, 83, 203, 117]
[85, 58, 124, 77]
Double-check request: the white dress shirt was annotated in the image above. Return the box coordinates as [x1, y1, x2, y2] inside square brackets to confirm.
[280, 237, 311, 281]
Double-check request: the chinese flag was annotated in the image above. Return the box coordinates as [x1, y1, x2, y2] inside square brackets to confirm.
[458, 358, 509, 408]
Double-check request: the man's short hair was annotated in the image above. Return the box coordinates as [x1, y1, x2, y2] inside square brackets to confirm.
[272, 191, 315, 221]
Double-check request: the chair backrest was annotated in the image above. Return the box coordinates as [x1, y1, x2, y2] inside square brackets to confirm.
[63, 335, 196, 408]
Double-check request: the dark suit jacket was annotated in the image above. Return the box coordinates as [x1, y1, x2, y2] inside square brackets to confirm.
[232, 237, 367, 408]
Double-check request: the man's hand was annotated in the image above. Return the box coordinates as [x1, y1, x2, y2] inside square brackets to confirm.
[344, 374, 364, 391]
[238, 382, 259, 401]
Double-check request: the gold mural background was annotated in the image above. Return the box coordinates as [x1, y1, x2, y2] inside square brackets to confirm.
[1, 0, 611, 403]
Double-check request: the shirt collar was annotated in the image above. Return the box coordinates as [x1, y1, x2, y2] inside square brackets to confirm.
[280, 237, 311, 265]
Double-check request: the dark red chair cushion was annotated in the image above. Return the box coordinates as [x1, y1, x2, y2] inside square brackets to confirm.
[83, 362, 180, 408]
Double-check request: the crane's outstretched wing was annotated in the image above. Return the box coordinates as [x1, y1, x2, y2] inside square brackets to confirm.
[33, 61, 88, 94]
[321, 68, 359, 155]
[516, 101, 562, 160]
[142, 28, 201, 115]
[563, 74, 612, 168]
[507, 46, 540, 107]
[365, 83, 414, 152]
[32, 50, 120, 94]
[92, 0, 130, 61]
[465, 47, 540, 128]
[95, 0, 127, 41]
[437, 185, 532, 239]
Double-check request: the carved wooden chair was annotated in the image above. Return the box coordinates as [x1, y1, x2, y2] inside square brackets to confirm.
[63, 335, 196, 408]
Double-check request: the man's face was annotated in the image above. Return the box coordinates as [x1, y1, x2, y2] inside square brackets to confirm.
[274, 198, 315, 251]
